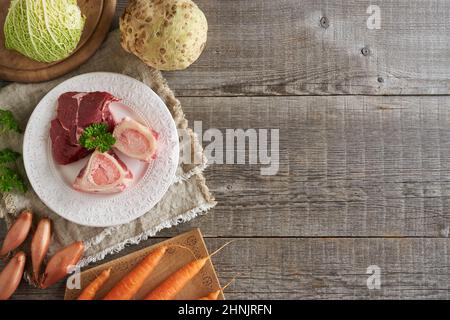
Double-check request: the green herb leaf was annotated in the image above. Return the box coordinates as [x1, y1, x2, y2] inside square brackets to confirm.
[0, 166, 27, 193]
[0, 109, 21, 133]
[0, 148, 26, 193]
[79, 123, 116, 153]
[0, 148, 21, 164]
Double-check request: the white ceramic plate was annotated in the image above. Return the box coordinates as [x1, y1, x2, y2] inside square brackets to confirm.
[23, 72, 179, 227]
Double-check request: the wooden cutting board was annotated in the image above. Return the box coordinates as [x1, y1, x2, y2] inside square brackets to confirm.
[0, 0, 117, 83]
[64, 229, 225, 300]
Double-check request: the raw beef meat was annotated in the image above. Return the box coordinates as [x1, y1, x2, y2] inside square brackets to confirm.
[50, 92, 118, 165]
[50, 119, 90, 165]
[113, 117, 158, 162]
[73, 150, 133, 194]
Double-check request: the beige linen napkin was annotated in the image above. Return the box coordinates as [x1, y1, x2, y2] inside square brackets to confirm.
[0, 30, 216, 268]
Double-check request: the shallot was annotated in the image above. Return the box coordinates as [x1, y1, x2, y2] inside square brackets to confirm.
[0, 251, 26, 300]
[0, 210, 32, 257]
[40, 241, 84, 289]
[31, 218, 52, 283]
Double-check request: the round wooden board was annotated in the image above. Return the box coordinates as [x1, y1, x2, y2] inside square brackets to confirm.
[0, 0, 117, 83]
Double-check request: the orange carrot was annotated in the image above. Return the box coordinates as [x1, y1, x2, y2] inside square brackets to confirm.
[198, 290, 221, 300]
[145, 242, 232, 300]
[77, 268, 112, 300]
[103, 246, 167, 300]
[197, 278, 235, 300]
[145, 257, 209, 300]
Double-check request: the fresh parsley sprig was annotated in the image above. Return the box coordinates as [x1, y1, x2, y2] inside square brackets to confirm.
[0, 149, 27, 193]
[79, 123, 116, 153]
[0, 148, 21, 164]
[0, 109, 21, 133]
[0, 166, 27, 193]
[0, 109, 26, 193]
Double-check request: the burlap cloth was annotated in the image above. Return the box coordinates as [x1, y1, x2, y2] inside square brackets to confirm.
[0, 29, 216, 268]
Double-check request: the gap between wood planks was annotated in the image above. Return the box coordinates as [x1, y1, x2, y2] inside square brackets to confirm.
[173, 94, 450, 98]
[146, 235, 450, 239]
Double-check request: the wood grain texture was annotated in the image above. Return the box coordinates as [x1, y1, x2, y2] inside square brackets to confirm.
[2, 0, 450, 300]
[149, 96, 450, 238]
[6, 0, 450, 95]
[159, 0, 450, 96]
[3, 96, 450, 299]
[4, 236, 450, 300]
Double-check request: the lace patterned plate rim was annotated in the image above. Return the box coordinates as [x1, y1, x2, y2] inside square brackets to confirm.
[23, 72, 180, 227]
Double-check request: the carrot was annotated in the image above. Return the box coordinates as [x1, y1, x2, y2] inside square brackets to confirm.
[145, 257, 209, 300]
[103, 246, 167, 300]
[145, 242, 232, 300]
[77, 268, 112, 300]
[198, 290, 221, 300]
[197, 278, 235, 300]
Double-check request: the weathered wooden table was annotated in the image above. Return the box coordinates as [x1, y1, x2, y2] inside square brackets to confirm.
[2, 0, 450, 299]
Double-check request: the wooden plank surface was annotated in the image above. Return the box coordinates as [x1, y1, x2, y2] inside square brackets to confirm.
[5, 0, 450, 95]
[168, 96, 450, 238]
[3, 96, 450, 299]
[5, 236, 450, 300]
[2, 0, 450, 300]
[160, 0, 450, 96]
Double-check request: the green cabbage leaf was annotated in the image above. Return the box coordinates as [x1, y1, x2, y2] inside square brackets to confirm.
[4, 0, 85, 63]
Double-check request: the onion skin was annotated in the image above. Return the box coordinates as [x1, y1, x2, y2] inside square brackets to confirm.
[0, 252, 26, 300]
[40, 241, 84, 289]
[31, 218, 52, 284]
[0, 210, 33, 257]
